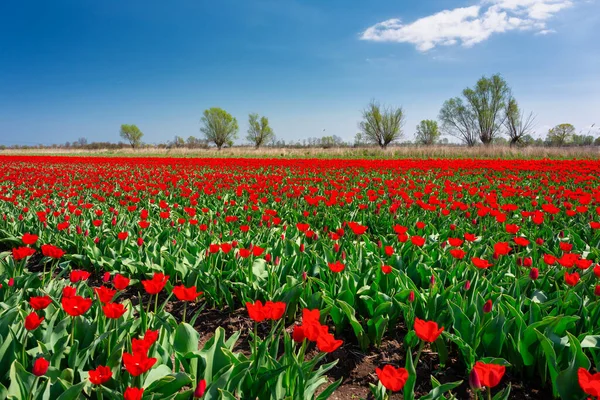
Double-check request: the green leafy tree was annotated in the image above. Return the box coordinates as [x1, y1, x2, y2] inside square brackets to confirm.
[415, 120, 440, 145]
[439, 98, 478, 147]
[504, 98, 536, 147]
[119, 124, 143, 149]
[247, 113, 275, 149]
[200, 108, 238, 150]
[546, 123, 575, 146]
[358, 101, 404, 149]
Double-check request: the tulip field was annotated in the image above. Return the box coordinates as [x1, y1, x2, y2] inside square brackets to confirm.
[3, 155, 600, 400]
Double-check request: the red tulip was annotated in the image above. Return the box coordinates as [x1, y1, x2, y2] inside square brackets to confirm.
[529, 268, 539, 280]
[123, 352, 157, 376]
[88, 365, 112, 385]
[62, 295, 93, 317]
[29, 295, 52, 310]
[327, 261, 345, 273]
[472, 362, 505, 388]
[381, 265, 392, 274]
[141, 273, 169, 295]
[22, 233, 38, 245]
[316, 331, 343, 353]
[578, 368, 600, 398]
[102, 302, 127, 319]
[124, 387, 144, 400]
[292, 325, 306, 343]
[172, 285, 203, 302]
[414, 317, 444, 343]
[483, 300, 493, 313]
[25, 312, 44, 330]
[376, 365, 409, 392]
[113, 274, 130, 290]
[194, 379, 207, 398]
[564, 271, 580, 287]
[12, 247, 36, 261]
[32, 357, 49, 376]
[69, 270, 91, 283]
[41, 244, 65, 259]
[95, 286, 116, 303]
[472, 258, 492, 269]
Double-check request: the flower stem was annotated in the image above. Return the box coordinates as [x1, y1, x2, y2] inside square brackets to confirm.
[183, 302, 187, 324]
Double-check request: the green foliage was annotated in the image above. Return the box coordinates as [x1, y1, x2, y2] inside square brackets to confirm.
[246, 114, 275, 149]
[358, 101, 405, 149]
[438, 97, 478, 147]
[200, 108, 238, 150]
[119, 124, 143, 149]
[415, 120, 440, 145]
[546, 124, 576, 146]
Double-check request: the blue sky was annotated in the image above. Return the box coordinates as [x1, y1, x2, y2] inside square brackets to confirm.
[1, 0, 599, 146]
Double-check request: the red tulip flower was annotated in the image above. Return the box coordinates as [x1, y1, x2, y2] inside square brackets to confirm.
[29, 295, 52, 310]
[89, 365, 112, 385]
[62, 295, 93, 317]
[124, 387, 144, 400]
[316, 331, 343, 353]
[69, 270, 91, 283]
[578, 368, 600, 398]
[472, 258, 492, 269]
[376, 365, 409, 392]
[94, 286, 116, 303]
[32, 357, 49, 376]
[172, 285, 203, 302]
[194, 379, 207, 398]
[41, 244, 65, 259]
[141, 273, 169, 295]
[113, 274, 130, 290]
[123, 352, 157, 376]
[414, 317, 444, 343]
[564, 271, 580, 287]
[12, 247, 36, 261]
[472, 362, 505, 388]
[328, 261, 345, 273]
[102, 302, 127, 319]
[25, 312, 44, 331]
[22, 233, 39, 246]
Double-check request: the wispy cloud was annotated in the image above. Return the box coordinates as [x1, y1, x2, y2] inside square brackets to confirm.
[361, 0, 574, 51]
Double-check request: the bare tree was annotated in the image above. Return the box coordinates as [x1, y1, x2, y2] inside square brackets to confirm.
[463, 74, 511, 145]
[439, 97, 478, 147]
[504, 98, 536, 147]
[358, 101, 405, 149]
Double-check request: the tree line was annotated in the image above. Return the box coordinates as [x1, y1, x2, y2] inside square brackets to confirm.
[2, 73, 595, 150]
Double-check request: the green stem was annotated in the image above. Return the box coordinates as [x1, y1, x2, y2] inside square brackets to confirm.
[71, 317, 75, 348]
[253, 323, 258, 356]
[154, 294, 159, 314]
[487, 387, 491, 400]
[183, 302, 187, 324]
[414, 341, 425, 366]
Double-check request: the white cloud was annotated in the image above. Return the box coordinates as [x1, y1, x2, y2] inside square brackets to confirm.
[361, 0, 574, 51]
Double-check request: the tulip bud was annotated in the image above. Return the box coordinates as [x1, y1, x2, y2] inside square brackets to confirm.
[408, 291, 415, 302]
[469, 368, 482, 390]
[529, 267, 539, 280]
[483, 299, 493, 313]
[595, 285, 600, 297]
[194, 379, 206, 398]
[32, 357, 49, 377]
[302, 271, 307, 281]
[464, 280, 471, 290]
[103, 272, 111, 282]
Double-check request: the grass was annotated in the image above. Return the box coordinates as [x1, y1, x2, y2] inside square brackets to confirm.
[2, 145, 599, 159]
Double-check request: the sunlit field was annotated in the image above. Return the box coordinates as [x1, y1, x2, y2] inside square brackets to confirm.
[2, 155, 600, 399]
